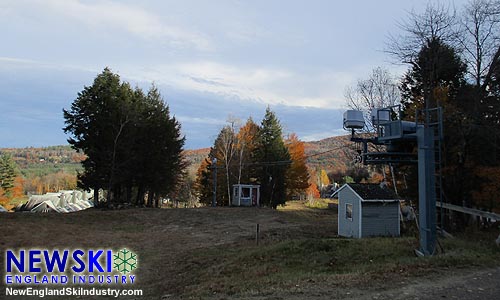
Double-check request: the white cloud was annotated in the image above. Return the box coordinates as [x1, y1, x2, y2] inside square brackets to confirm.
[4, 0, 213, 51]
[0, 54, 356, 110]
[125, 61, 353, 109]
[0, 56, 98, 74]
[0, 57, 40, 65]
[176, 116, 226, 126]
[301, 129, 347, 142]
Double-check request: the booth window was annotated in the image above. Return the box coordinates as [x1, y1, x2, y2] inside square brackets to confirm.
[346, 203, 353, 221]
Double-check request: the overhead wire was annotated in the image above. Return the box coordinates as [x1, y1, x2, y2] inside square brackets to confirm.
[304, 144, 351, 160]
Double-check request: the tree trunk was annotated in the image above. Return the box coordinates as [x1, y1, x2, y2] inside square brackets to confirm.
[226, 166, 231, 206]
[147, 191, 154, 207]
[154, 194, 160, 208]
[106, 187, 112, 204]
[238, 146, 245, 186]
[93, 186, 99, 207]
[136, 185, 145, 206]
[390, 164, 398, 195]
[126, 184, 132, 204]
[114, 184, 121, 203]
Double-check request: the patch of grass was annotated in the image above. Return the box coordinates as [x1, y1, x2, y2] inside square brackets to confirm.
[304, 198, 336, 209]
[183, 234, 500, 297]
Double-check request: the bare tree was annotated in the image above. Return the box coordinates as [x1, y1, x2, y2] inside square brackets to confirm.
[216, 118, 239, 206]
[345, 67, 401, 132]
[345, 67, 402, 187]
[387, 2, 458, 65]
[458, 0, 500, 88]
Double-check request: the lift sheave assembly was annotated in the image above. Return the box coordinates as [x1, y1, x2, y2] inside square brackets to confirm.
[343, 105, 443, 256]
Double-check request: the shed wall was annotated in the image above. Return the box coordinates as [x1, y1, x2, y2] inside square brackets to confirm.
[361, 202, 400, 237]
[338, 189, 361, 238]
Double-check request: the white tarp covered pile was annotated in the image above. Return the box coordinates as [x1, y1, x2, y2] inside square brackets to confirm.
[0, 204, 7, 212]
[16, 190, 94, 213]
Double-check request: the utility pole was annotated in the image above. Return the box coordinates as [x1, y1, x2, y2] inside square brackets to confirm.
[212, 158, 217, 207]
[416, 125, 437, 256]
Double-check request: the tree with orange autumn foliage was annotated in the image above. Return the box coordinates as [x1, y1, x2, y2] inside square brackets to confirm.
[22, 171, 77, 195]
[236, 118, 260, 184]
[307, 182, 320, 199]
[11, 176, 24, 199]
[285, 134, 310, 199]
[195, 117, 263, 206]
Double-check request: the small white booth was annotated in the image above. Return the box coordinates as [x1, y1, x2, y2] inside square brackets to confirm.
[232, 184, 260, 207]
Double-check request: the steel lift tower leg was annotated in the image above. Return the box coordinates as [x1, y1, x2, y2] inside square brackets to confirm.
[416, 126, 437, 256]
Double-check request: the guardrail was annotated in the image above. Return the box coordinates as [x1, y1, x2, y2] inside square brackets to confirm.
[437, 202, 500, 221]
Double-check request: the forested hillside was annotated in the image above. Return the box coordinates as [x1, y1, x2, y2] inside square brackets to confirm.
[183, 148, 211, 177]
[304, 135, 353, 172]
[182, 135, 354, 179]
[1, 145, 84, 176]
[0, 146, 83, 198]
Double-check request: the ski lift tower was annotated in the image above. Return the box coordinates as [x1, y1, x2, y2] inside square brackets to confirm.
[343, 105, 442, 256]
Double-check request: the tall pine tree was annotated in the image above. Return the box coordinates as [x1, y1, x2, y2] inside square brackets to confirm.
[63, 69, 185, 207]
[256, 107, 290, 208]
[0, 154, 16, 199]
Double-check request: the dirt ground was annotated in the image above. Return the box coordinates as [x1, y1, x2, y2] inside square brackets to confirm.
[1, 203, 499, 299]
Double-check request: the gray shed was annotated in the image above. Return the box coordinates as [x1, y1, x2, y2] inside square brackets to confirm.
[334, 183, 400, 238]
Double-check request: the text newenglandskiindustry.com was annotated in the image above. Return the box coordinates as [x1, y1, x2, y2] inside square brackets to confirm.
[5, 287, 143, 298]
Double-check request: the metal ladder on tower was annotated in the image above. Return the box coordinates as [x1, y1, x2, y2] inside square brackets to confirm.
[424, 107, 445, 231]
[417, 107, 445, 231]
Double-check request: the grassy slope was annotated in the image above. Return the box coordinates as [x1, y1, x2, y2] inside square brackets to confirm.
[184, 235, 499, 298]
[1, 202, 498, 299]
[181, 203, 500, 298]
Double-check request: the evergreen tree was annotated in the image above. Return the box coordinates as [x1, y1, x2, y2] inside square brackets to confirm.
[63, 68, 130, 204]
[63, 69, 185, 207]
[400, 38, 467, 114]
[194, 158, 213, 205]
[399, 39, 469, 206]
[134, 86, 186, 207]
[0, 154, 16, 198]
[256, 107, 290, 208]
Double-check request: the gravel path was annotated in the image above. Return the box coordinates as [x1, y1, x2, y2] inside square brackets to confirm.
[359, 267, 500, 300]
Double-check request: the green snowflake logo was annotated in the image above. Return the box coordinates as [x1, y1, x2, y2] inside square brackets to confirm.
[113, 248, 138, 274]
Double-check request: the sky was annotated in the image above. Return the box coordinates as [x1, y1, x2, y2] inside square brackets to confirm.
[0, 0, 466, 149]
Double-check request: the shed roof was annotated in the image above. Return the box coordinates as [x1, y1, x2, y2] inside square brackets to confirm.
[335, 183, 399, 201]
